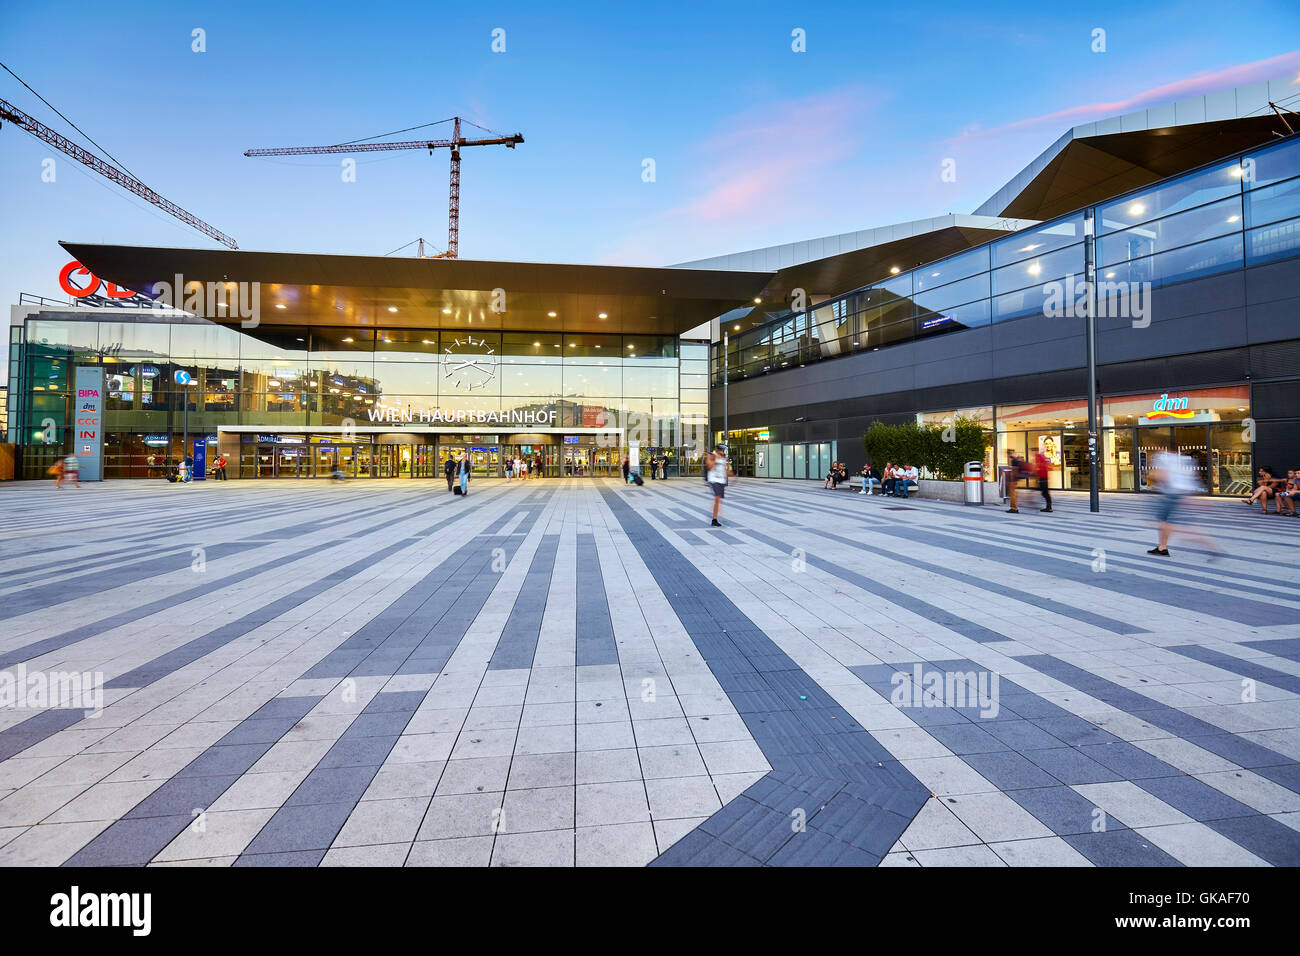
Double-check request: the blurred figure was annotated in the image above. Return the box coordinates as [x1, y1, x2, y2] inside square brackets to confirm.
[1148, 447, 1220, 558]
[53, 454, 79, 488]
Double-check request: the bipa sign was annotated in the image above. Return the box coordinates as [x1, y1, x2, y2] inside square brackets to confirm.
[59, 261, 140, 299]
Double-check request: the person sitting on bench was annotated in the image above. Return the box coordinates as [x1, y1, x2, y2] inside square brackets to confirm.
[895, 463, 919, 498]
[858, 463, 881, 495]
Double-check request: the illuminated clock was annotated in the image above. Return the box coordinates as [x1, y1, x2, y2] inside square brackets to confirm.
[441, 334, 497, 391]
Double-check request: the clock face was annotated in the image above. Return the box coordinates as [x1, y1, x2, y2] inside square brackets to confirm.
[442, 334, 498, 391]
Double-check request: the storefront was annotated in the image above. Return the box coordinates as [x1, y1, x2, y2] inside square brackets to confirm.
[911, 387, 1251, 495]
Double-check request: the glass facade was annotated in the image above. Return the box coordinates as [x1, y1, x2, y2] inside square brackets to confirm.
[717, 388, 1253, 496]
[714, 136, 1300, 384]
[7, 315, 710, 479]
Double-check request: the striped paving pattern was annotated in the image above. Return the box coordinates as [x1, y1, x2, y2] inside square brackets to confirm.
[0, 476, 1297, 866]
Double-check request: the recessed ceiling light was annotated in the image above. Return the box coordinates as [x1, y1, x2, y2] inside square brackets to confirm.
[533, 341, 541, 347]
[1128, 202, 1145, 216]
[275, 303, 286, 310]
[388, 306, 398, 313]
[568, 342, 576, 347]
[442, 307, 451, 314]
[422, 339, 434, 345]
[753, 298, 762, 304]
[342, 337, 353, 343]
[627, 344, 634, 349]
[548, 311, 557, 318]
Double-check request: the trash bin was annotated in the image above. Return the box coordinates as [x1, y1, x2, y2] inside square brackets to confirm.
[964, 461, 984, 506]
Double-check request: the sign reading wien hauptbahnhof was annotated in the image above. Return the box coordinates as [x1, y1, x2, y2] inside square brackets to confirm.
[365, 407, 559, 425]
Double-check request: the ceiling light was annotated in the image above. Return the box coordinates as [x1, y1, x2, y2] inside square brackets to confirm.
[442, 308, 451, 314]
[753, 298, 762, 304]
[595, 344, 601, 349]
[422, 339, 434, 345]
[734, 324, 740, 331]
[627, 344, 634, 349]
[1027, 263, 1042, 275]
[342, 337, 353, 343]
[548, 311, 558, 318]
[890, 266, 900, 274]
[1227, 215, 1239, 223]
[275, 303, 286, 310]
[533, 341, 541, 347]
[388, 306, 398, 313]
[568, 342, 576, 347]
[598, 312, 608, 319]
[1128, 202, 1145, 217]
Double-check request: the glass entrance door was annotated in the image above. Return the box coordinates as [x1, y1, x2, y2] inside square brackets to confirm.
[1136, 427, 1170, 491]
[276, 443, 307, 477]
[1172, 425, 1209, 493]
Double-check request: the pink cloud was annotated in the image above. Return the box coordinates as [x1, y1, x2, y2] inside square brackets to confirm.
[672, 86, 873, 224]
[953, 52, 1300, 144]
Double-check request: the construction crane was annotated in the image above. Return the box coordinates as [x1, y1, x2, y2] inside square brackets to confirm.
[0, 95, 238, 249]
[245, 117, 523, 259]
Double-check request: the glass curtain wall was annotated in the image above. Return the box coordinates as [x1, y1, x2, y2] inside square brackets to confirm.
[714, 135, 1300, 385]
[15, 319, 698, 478]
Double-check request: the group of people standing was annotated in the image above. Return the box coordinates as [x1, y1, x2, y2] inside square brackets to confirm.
[504, 456, 538, 481]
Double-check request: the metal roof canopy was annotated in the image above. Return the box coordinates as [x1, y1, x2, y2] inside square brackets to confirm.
[59, 243, 773, 336]
[757, 223, 1032, 304]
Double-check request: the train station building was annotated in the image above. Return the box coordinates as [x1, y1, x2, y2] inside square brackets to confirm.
[7, 76, 1300, 490]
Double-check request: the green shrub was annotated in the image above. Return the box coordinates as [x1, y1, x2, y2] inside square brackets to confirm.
[863, 416, 990, 480]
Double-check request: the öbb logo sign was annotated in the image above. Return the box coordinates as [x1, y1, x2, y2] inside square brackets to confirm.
[58, 261, 140, 299]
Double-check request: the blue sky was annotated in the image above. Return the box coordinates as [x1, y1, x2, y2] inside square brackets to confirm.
[2, 0, 1299, 327]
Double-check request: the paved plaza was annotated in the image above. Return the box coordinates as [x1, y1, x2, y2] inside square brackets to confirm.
[0, 476, 1298, 867]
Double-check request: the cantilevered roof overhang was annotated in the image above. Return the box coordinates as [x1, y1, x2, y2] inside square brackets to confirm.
[674, 214, 1036, 305]
[975, 75, 1300, 220]
[60, 242, 774, 336]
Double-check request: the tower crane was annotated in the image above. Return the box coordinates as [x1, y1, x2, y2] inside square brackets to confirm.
[244, 117, 523, 259]
[0, 95, 238, 249]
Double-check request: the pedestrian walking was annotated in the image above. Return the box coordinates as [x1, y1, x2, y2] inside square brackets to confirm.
[705, 444, 734, 527]
[55, 455, 81, 488]
[458, 452, 471, 497]
[1148, 448, 1220, 558]
[622, 456, 631, 484]
[1006, 451, 1025, 513]
[1034, 449, 1053, 512]
[444, 453, 456, 492]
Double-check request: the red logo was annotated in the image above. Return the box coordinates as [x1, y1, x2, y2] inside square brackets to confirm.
[59, 261, 137, 299]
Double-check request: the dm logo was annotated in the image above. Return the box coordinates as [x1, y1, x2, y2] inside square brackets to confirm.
[1148, 393, 1193, 420]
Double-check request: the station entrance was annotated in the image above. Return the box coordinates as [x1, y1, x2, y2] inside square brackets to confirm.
[227, 429, 622, 479]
